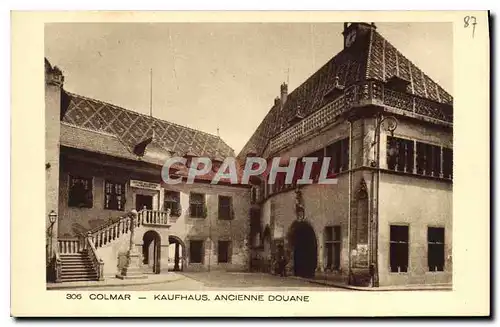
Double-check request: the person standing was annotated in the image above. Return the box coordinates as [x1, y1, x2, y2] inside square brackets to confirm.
[277, 244, 287, 277]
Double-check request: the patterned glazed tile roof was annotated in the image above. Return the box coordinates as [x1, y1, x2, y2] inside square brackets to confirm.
[61, 92, 235, 161]
[367, 31, 453, 104]
[238, 23, 453, 159]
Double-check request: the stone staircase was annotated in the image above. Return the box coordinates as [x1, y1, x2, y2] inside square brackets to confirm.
[53, 209, 171, 283]
[59, 250, 99, 282]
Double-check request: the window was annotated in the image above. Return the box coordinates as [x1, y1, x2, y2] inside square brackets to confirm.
[304, 149, 325, 181]
[273, 171, 287, 193]
[416, 142, 441, 177]
[387, 136, 414, 173]
[442, 148, 453, 179]
[386, 137, 452, 180]
[189, 240, 204, 264]
[104, 181, 125, 211]
[164, 190, 181, 217]
[68, 176, 93, 208]
[218, 196, 233, 220]
[218, 241, 231, 263]
[390, 225, 409, 273]
[189, 193, 206, 218]
[428, 227, 445, 272]
[325, 226, 341, 270]
[325, 138, 349, 174]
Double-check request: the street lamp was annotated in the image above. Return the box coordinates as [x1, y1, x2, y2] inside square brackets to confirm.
[370, 114, 398, 287]
[47, 210, 57, 258]
[49, 210, 57, 224]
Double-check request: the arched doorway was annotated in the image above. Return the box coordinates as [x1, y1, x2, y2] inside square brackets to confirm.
[142, 230, 161, 274]
[168, 236, 185, 271]
[288, 221, 318, 278]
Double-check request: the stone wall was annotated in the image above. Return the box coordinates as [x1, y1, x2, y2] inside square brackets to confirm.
[58, 153, 251, 273]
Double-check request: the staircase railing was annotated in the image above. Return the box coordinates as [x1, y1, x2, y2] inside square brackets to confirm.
[82, 209, 170, 251]
[85, 232, 104, 281]
[54, 252, 62, 283]
[54, 209, 171, 278]
[89, 215, 136, 250]
[140, 209, 170, 226]
[57, 237, 82, 254]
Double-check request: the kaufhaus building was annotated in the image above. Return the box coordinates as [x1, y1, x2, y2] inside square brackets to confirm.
[46, 22, 452, 287]
[240, 22, 452, 287]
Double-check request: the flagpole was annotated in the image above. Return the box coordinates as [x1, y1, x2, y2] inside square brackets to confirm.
[150, 68, 153, 117]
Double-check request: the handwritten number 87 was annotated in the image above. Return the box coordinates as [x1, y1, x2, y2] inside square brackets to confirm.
[464, 16, 477, 38]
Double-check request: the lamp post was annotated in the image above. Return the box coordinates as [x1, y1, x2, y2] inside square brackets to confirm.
[370, 114, 398, 287]
[47, 210, 57, 260]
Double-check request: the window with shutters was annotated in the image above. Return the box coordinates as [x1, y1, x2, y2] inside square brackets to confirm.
[104, 181, 125, 211]
[390, 225, 409, 273]
[428, 227, 445, 272]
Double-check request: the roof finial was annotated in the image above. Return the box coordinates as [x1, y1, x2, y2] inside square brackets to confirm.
[217, 127, 220, 137]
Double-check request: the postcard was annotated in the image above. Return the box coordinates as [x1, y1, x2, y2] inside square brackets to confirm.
[11, 10, 490, 317]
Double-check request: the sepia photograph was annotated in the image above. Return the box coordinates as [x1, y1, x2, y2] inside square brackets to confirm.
[10, 10, 490, 317]
[44, 21, 453, 291]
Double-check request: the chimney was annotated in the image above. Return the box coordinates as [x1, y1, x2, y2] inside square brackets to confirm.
[280, 82, 288, 107]
[274, 96, 280, 107]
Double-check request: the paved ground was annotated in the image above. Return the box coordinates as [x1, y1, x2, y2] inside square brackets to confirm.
[67, 271, 346, 291]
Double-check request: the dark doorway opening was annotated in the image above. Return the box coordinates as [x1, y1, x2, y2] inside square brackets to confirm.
[136, 194, 153, 211]
[289, 221, 318, 278]
[168, 236, 185, 271]
[142, 230, 161, 274]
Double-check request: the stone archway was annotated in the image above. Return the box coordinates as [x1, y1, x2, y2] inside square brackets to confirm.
[168, 235, 186, 271]
[142, 230, 161, 274]
[288, 220, 318, 278]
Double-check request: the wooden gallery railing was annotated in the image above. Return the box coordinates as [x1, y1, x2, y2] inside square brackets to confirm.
[55, 209, 170, 282]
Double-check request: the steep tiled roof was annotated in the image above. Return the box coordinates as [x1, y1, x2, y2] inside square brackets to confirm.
[367, 31, 452, 104]
[61, 92, 235, 160]
[238, 23, 453, 159]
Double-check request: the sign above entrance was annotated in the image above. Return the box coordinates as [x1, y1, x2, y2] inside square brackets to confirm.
[130, 180, 161, 191]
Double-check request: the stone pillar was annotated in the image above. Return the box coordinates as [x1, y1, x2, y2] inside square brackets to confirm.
[116, 210, 147, 279]
[45, 59, 63, 271]
[174, 242, 180, 271]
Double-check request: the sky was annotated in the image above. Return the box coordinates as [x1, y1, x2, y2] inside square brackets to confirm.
[45, 22, 452, 154]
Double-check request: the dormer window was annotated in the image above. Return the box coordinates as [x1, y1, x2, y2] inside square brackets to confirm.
[212, 154, 224, 172]
[183, 147, 197, 168]
[133, 136, 153, 157]
[288, 107, 305, 125]
[386, 76, 411, 93]
[323, 75, 344, 100]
